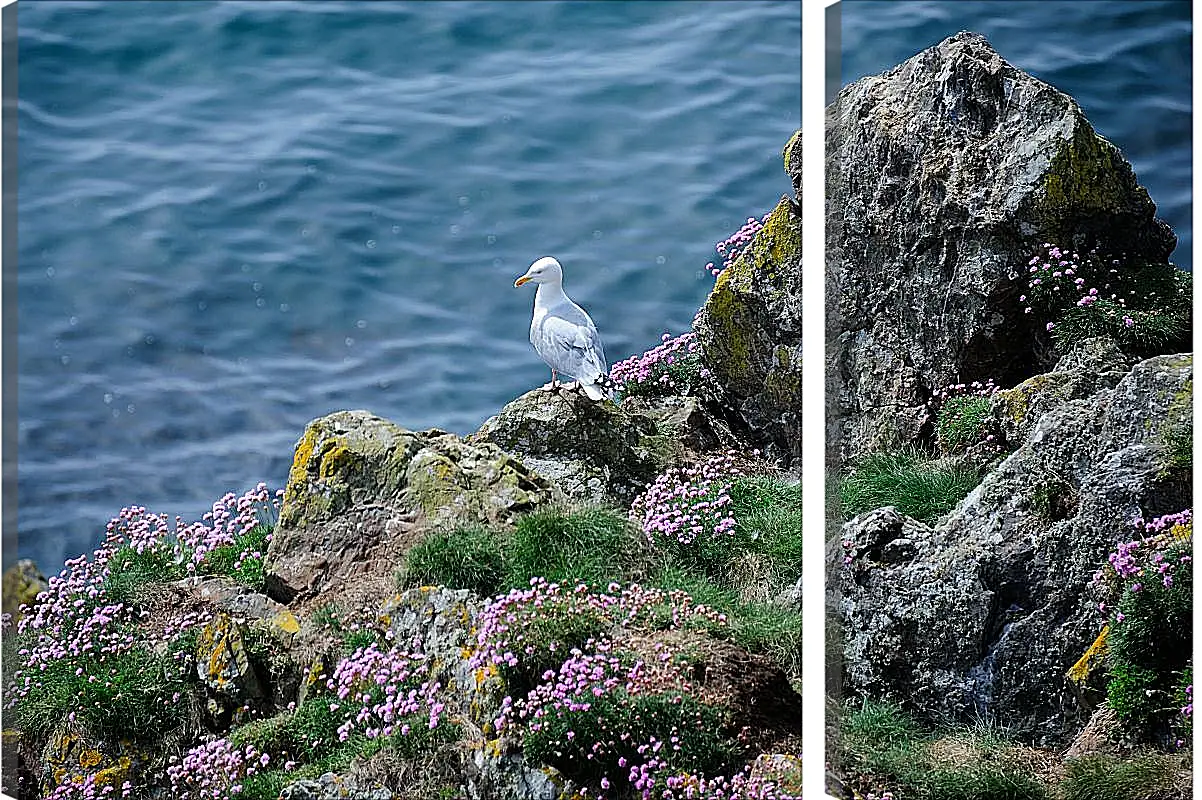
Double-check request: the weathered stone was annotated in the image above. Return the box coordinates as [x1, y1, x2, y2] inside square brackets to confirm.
[265, 410, 553, 602]
[991, 336, 1135, 445]
[466, 743, 572, 800]
[694, 192, 802, 465]
[195, 612, 267, 726]
[833, 353, 1192, 744]
[471, 389, 733, 506]
[381, 587, 506, 734]
[783, 128, 802, 202]
[2, 560, 48, 625]
[280, 772, 392, 800]
[40, 724, 149, 798]
[826, 31, 1176, 462]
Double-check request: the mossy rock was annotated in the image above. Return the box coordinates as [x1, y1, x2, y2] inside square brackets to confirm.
[279, 410, 424, 530]
[2, 559, 48, 624]
[783, 128, 802, 199]
[990, 338, 1135, 445]
[693, 191, 802, 460]
[267, 411, 553, 602]
[196, 612, 266, 725]
[41, 724, 149, 798]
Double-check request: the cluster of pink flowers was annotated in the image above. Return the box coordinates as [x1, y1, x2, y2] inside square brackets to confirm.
[471, 579, 727, 677]
[5, 485, 283, 799]
[327, 642, 445, 741]
[1022, 243, 1137, 331]
[927, 378, 998, 408]
[630, 451, 747, 548]
[166, 738, 269, 798]
[470, 579, 782, 799]
[609, 332, 708, 397]
[1096, 509, 1192, 602]
[43, 775, 134, 800]
[503, 643, 626, 717]
[8, 486, 278, 696]
[585, 753, 801, 800]
[706, 213, 770, 279]
[103, 482, 278, 571]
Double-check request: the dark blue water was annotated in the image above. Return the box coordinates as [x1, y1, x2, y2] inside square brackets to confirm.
[839, 0, 1192, 269]
[16, 1, 801, 573]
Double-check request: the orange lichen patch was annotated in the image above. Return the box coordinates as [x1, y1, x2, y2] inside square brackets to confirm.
[303, 657, 327, 688]
[92, 755, 134, 788]
[78, 749, 104, 769]
[1170, 521, 1192, 543]
[1067, 624, 1109, 686]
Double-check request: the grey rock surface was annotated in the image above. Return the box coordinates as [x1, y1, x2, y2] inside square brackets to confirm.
[471, 389, 663, 506]
[265, 410, 553, 603]
[693, 190, 802, 465]
[826, 31, 1176, 463]
[280, 772, 393, 800]
[833, 353, 1192, 744]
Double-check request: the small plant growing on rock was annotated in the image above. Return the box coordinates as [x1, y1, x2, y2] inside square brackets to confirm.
[609, 331, 708, 398]
[927, 379, 1002, 456]
[1095, 509, 1193, 741]
[707, 212, 771, 280]
[1020, 243, 1190, 354]
[838, 449, 982, 524]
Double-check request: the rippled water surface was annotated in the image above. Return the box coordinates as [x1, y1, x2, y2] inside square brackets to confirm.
[17, 1, 801, 571]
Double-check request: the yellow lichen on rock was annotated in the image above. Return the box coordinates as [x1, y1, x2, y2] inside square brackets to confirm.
[271, 610, 301, 636]
[1067, 624, 1109, 686]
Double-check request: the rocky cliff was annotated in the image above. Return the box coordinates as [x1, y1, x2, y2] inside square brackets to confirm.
[2, 135, 803, 800]
[827, 32, 1193, 783]
[826, 31, 1184, 464]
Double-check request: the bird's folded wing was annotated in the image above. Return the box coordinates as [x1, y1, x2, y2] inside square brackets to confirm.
[538, 313, 607, 378]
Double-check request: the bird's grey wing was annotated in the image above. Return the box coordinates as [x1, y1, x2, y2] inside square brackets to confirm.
[536, 310, 607, 381]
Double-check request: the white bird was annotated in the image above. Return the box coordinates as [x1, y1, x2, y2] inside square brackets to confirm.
[513, 256, 611, 401]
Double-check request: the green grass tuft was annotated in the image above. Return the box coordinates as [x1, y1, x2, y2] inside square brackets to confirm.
[839, 449, 982, 523]
[1060, 753, 1191, 800]
[729, 476, 802, 585]
[650, 565, 800, 679]
[936, 395, 993, 454]
[103, 544, 188, 605]
[840, 700, 1049, 800]
[401, 525, 506, 597]
[505, 506, 639, 589]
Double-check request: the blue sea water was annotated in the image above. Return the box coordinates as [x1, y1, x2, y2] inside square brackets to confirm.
[16, 1, 801, 573]
[16, 1, 1192, 577]
[839, 0, 1192, 269]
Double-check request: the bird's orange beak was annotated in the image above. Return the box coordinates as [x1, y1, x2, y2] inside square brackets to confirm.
[514, 275, 531, 287]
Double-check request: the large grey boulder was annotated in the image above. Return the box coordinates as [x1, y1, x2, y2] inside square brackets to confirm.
[833, 353, 1192, 744]
[826, 31, 1176, 462]
[472, 389, 665, 506]
[265, 410, 554, 603]
[693, 185, 802, 464]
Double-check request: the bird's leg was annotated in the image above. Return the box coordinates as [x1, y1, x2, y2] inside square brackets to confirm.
[541, 369, 560, 392]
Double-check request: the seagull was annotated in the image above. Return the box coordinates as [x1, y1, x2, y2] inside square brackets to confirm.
[513, 256, 611, 401]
